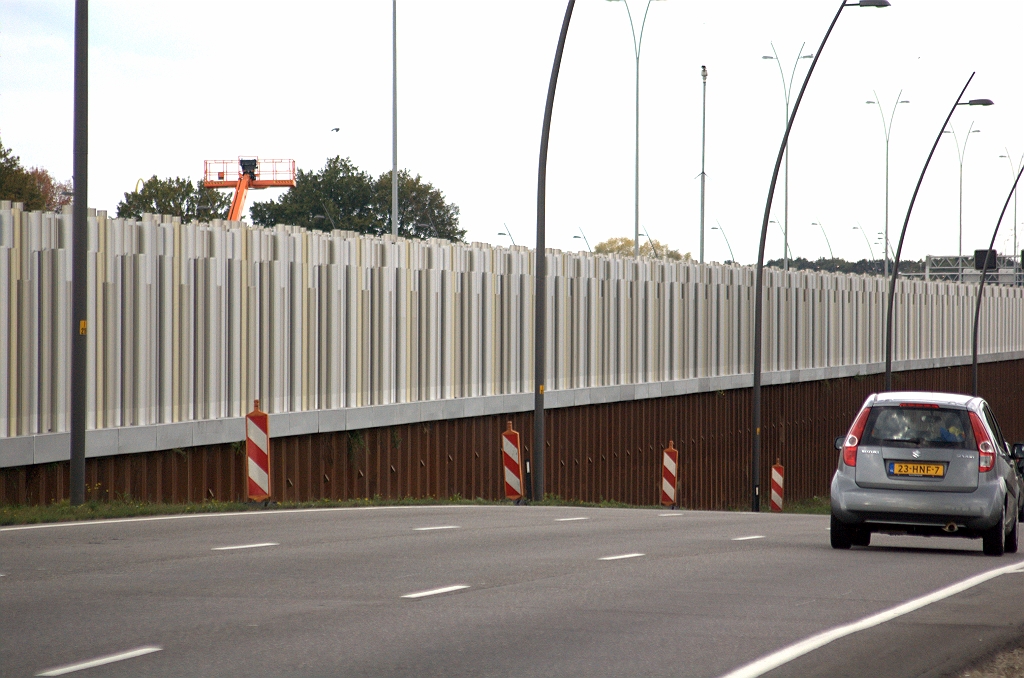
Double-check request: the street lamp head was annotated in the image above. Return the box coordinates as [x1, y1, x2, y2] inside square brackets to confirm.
[968, 98, 994, 106]
[899, 100, 910, 104]
[856, 0, 891, 6]
[701, 65, 707, 80]
[761, 56, 775, 60]
[866, 100, 876, 104]
[573, 235, 582, 239]
[800, 54, 814, 59]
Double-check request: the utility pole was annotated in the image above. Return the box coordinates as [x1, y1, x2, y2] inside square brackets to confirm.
[699, 65, 707, 264]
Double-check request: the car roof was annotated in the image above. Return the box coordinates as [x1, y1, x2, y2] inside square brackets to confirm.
[871, 391, 978, 409]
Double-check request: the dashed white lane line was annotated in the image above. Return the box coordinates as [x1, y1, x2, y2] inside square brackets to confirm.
[719, 561, 1024, 678]
[659, 513, 683, 517]
[599, 553, 645, 561]
[414, 525, 459, 531]
[211, 542, 278, 551]
[555, 517, 589, 522]
[36, 646, 162, 676]
[401, 585, 470, 599]
[732, 535, 766, 541]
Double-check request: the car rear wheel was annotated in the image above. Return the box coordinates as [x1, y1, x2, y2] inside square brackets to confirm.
[983, 504, 1006, 557]
[1005, 508, 1019, 554]
[830, 513, 852, 550]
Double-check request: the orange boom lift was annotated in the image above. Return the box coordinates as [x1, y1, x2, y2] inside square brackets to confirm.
[203, 157, 297, 221]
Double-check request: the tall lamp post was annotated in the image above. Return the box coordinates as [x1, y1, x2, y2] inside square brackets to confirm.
[882, 73, 993, 390]
[392, 0, 398, 237]
[999, 150, 1023, 280]
[607, 0, 665, 257]
[573, 226, 592, 252]
[943, 124, 981, 272]
[534, 0, 575, 504]
[972, 163, 1024, 394]
[866, 91, 909, 278]
[762, 42, 814, 272]
[712, 221, 735, 263]
[699, 65, 708, 263]
[70, 0, 88, 505]
[751, 0, 890, 513]
[853, 225, 877, 265]
[811, 221, 835, 262]
[769, 219, 794, 260]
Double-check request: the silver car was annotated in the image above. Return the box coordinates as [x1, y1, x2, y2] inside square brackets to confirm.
[831, 391, 1024, 556]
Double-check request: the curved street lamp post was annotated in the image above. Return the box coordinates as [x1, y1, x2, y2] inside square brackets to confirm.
[866, 92, 909, 278]
[762, 42, 814, 272]
[811, 221, 835, 262]
[712, 220, 735, 263]
[751, 0, 891, 513]
[998, 150, 1023, 280]
[972, 163, 1024, 395]
[853, 225, 877, 265]
[883, 74, 993, 390]
[607, 0, 665, 257]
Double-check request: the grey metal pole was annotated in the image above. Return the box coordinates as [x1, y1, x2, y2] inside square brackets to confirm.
[885, 74, 974, 391]
[700, 65, 707, 264]
[973, 162, 1024, 395]
[70, 0, 88, 506]
[635, 56, 640, 258]
[392, 0, 398, 237]
[752, 0, 874, 513]
[534, 0, 575, 504]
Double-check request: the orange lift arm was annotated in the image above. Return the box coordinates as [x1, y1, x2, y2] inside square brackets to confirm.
[203, 158, 296, 222]
[226, 173, 252, 222]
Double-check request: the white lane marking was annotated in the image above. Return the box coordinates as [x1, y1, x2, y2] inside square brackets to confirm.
[599, 553, 645, 561]
[401, 585, 470, 599]
[211, 542, 278, 551]
[36, 646, 162, 676]
[719, 561, 1024, 678]
[732, 535, 766, 541]
[414, 525, 459, 531]
[555, 517, 589, 522]
[659, 513, 683, 517]
[0, 504, 481, 532]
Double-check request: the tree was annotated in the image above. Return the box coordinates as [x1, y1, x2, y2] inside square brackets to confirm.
[27, 167, 73, 211]
[116, 175, 231, 222]
[250, 156, 465, 242]
[250, 157, 377, 233]
[594, 236, 690, 261]
[0, 138, 45, 211]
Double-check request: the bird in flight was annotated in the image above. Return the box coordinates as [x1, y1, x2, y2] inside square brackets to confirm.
[331, 128, 340, 132]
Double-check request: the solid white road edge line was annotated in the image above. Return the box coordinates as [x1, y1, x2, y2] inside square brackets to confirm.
[36, 646, 162, 676]
[658, 513, 683, 517]
[718, 561, 1024, 678]
[211, 542, 279, 551]
[555, 517, 589, 521]
[732, 535, 766, 541]
[414, 526, 460, 531]
[599, 553, 645, 561]
[401, 585, 470, 599]
[0, 504, 482, 532]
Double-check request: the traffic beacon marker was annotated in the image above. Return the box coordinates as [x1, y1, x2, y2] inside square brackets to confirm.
[770, 458, 785, 512]
[246, 400, 271, 502]
[501, 421, 525, 503]
[661, 441, 679, 508]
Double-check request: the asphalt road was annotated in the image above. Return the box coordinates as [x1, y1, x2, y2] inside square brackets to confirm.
[2, 505, 1023, 677]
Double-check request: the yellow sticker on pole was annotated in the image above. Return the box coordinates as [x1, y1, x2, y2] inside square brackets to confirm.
[79, 320, 87, 335]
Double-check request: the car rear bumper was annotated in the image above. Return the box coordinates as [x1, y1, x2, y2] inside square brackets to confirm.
[831, 471, 1003, 532]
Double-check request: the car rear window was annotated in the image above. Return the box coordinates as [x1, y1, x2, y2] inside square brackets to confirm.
[860, 406, 975, 449]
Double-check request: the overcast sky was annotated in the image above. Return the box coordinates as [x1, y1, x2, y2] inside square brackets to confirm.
[2, 0, 1021, 264]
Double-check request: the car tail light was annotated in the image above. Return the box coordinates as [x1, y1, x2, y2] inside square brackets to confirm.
[843, 407, 871, 467]
[969, 412, 996, 473]
[899, 403, 940, 409]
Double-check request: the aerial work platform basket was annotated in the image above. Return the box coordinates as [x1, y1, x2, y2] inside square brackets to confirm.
[203, 157, 296, 221]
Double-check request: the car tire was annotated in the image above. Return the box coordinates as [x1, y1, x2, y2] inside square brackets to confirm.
[830, 513, 852, 550]
[983, 504, 1006, 557]
[1006, 508, 1019, 554]
[852, 528, 871, 547]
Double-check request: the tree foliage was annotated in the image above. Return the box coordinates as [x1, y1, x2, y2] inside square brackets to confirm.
[116, 175, 231, 222]
[28, 167, 73, 211]
[765, 256, 924, 275]
[249, 156, 465, 242]
[0, 138, 46, 211]
[594, 236, 690, 261]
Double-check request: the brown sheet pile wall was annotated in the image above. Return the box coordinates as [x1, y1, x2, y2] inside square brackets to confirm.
[4, 361, 1023, 509]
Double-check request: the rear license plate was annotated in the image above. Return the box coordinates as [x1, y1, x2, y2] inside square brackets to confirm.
[888, 462, 945, 477]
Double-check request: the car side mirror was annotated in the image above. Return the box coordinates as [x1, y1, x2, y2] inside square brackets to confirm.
[834, 436, 844, 451]
[1012, 443, 1024, 460]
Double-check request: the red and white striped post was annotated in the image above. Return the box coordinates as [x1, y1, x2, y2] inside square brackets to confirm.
[661, 441, 679, 508]
[246, 400, 271, 502]
[770, 458, 784, 512]
[501, 422, 525, 502]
